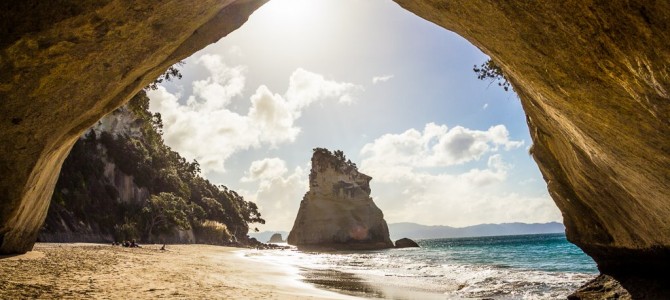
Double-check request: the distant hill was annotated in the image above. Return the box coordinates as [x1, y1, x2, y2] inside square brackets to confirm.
[249, 231, 289, 243]
[388, 222, 565, 241]
[252, 223, 564, 243]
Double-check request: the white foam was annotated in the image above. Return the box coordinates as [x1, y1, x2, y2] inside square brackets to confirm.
[244, 247, 596, 299]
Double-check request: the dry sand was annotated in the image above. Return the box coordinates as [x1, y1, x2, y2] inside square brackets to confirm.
[0, 243, 362, 299]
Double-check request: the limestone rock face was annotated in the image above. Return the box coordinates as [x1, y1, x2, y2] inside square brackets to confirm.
[394, 0, 670, 278]
[0, 0, 268, 254]
[287, 149, 394, 250]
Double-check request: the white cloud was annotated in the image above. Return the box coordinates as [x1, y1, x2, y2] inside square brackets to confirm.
[189, 54, 246, 110]
[372, 74, 394, 84]
[240, 158, 309, 231]
[148, 55, 362, 174]
[242, 158, 288, 182]
[367, 163, 561, 227]
[483, 103, 489, 110]
[360, 123, 524, 181]
[247, 85, 301, 145]
[359, 123, 560, 227]
[286, 68, 363, 105]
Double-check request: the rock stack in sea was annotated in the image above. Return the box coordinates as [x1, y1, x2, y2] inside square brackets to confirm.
[287, 148, 394, 250]
[267, 233, 284, 243]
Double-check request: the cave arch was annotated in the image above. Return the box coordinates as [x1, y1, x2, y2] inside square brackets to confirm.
[1, 0, 669, 292]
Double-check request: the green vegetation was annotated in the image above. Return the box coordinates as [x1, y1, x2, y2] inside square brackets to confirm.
[43, 91, 264, 244]
[313, 147, 358, 170]
[473, 59, 512, 92]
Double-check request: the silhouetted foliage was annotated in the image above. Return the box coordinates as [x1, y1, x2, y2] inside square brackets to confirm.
[145, 61, 185, 90]
[473, 59, 512, 92]
[313, 147, 358, 170]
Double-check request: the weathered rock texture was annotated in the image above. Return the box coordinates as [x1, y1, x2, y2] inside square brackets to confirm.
[568, 275, 632, 300]
[0, 0, 268, 254]
[287, 149, 394, 250]
[394, 0, 670, 279]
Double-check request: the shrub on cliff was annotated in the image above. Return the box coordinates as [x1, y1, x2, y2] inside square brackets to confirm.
[473, 59, 512, 92]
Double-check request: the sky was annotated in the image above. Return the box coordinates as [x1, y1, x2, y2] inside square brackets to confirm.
[147, 0, 563, 232]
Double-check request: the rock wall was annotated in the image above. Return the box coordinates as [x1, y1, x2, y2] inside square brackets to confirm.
[393, 0, 670, 278]
[0, 0, 268, 254]
[287, 149, 394, 250]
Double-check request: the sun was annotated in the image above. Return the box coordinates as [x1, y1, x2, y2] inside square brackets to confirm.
[252, 0, 325, 33]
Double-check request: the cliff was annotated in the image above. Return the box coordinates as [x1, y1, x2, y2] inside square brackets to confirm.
[390, 1, 670, 296]
[395, 0, 670, 279]
[40, 91, 264, 245]
[40, 103, 150, 243]
[287, 149, 393, 250]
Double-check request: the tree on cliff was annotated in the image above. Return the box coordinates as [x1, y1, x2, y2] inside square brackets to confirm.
[321, 148, 358, 170]
[145, 61, 185, 91]
[142, 192, 201, 239]
[473, 59, 511, 92]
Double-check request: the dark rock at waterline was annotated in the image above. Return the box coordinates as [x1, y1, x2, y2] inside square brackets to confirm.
[268, 233, 284, 243]
[394, 238, 419, 248]
[568, 274, 631, 300]
[569, 273, 670, 300]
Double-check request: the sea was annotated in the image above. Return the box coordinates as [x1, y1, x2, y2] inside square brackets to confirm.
[244, 233, 598, 299]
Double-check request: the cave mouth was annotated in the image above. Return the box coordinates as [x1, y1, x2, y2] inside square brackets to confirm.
[0, 0, 571, 264]
[145, 0, 563, 235]
[94, 0, 596, 295]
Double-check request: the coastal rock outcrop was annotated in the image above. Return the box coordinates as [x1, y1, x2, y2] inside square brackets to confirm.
[568, 275, 631, 300]
[287, 149, 394, 250]
[395, 238, 419, 248]
[395, 0, 670, 289]
[267, 233, 284, 244]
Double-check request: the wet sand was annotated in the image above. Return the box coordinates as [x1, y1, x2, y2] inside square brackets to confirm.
[300, 268, 450, 300]
[0, 243, 363, 299]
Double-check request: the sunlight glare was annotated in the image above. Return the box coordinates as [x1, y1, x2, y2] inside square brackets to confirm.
[253, 0, 326, 34]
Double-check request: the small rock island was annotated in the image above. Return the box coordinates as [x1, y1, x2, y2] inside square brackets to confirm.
[287, 148, 394, 250]
[267, 233, 284, 244]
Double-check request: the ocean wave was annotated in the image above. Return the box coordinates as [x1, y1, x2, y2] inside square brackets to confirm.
[243, 234, 597, 299]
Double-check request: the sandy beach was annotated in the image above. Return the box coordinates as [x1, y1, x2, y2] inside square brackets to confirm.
[0, 243, 361, 299]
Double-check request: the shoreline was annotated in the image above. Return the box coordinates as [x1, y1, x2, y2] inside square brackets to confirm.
[298, 267, 450, 300]
[0, 243, 362, 299]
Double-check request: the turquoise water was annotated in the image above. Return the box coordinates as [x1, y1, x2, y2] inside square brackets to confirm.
[248, 233, 598, 299]
[419, 233, 598, 274]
